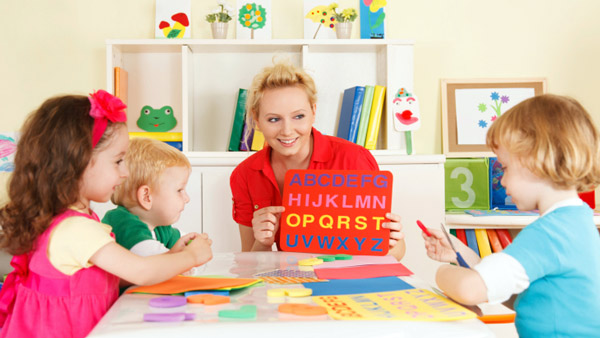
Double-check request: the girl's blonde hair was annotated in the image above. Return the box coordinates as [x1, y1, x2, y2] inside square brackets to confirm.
[486, 94, 600, 192]
[111, 137, 190, 208]
[242, 60, 317, 149]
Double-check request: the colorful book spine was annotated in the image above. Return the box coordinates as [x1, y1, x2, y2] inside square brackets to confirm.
[228, 89, 248, 151]
[455, 229, 468, 246]
[364, 85, 386, 150]
[164, 141, 182, 151]
[337, 86, 365, 141]
[496, 229, 513, 248]
[114, 67, 128, 113]
[240, 122, 254, 151]
[129, 132, 182, 142]
[251, 129, 265, 151]
[347, 86, 365, 143]
[356, 85, 374, 146]
[474, 229, 492, 258]
[464, 229, 480, 257]
[486, 229, 503, 253]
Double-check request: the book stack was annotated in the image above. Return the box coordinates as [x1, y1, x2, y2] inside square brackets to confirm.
[228, 88, 265, 152]
[129, 132, 183, 151]
[450, 228, 513, 258]
[336, 85, 386, 150]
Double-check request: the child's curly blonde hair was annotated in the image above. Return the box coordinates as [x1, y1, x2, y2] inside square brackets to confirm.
[111, 137, 190, 208]
[486, 94, 600, 192]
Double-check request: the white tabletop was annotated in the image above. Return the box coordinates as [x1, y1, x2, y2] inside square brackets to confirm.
[89, 251, 493, 338]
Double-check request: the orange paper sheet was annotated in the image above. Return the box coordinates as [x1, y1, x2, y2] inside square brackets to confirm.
[126, 276, 261, 295]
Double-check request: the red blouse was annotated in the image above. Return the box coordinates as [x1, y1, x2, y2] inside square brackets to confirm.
[230, 128, 379, 248]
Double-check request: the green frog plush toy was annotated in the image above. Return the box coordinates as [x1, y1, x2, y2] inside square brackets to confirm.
[136, 105, 177, 132]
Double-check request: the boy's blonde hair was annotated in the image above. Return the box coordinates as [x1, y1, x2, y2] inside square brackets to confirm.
[486, 94, 600, 192]
[112, 137, 190, 208]
[245, 59, 317, 130]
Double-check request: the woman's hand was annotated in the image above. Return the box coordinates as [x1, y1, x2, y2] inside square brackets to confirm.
[383, 212, 406, 260]
[382, 212, 404, 247]
[251, 206, 285, 248]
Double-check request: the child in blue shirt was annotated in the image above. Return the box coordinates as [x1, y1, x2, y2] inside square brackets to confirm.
[423, 94, 600, 337]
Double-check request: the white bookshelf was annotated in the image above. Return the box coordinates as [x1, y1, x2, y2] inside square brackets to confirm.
[106, 39, 415, 155]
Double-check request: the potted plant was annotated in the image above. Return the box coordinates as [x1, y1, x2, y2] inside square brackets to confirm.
[206, 0, 233, 39]
[329, 3, 358, 39]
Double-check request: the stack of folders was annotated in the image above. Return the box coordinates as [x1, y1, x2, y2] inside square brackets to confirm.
[450, 228, 513, 258]
[336, 85, 386, 150]
[228, 88, 265, 152]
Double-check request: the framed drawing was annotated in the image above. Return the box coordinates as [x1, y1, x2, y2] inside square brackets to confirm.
[441, 78, 546, 157]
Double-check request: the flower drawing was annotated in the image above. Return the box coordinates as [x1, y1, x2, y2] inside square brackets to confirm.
[478, 91, 510, 118]
[478, 120, 488, 128]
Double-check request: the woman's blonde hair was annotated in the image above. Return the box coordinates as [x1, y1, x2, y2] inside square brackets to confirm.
[486, 94, 600, 192]
[111, 137, 190, 208]
[242, 59, 317, 149]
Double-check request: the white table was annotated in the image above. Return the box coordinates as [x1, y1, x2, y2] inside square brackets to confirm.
[89, 252, 493, 338]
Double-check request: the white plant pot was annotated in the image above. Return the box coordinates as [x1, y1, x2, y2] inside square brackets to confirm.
[211, 22, 228, 39]
[335, 22, 353, 39]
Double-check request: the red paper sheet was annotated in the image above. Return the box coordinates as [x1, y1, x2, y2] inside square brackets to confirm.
[314, 263, 413, 280]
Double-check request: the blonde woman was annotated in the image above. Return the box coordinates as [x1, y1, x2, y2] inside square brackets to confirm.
[230, 61, 406, 260]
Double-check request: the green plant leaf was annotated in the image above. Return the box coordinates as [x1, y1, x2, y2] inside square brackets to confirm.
[371, 12, 385, 29]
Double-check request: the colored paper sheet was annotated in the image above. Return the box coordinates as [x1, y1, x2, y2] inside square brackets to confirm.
[126, 276, 261, 295]
[255, 269, 317, 278]
[314, 263, 413, 280]
[259, 276, 327, 284]
[313, 289, 477, 321]
[303, 276, 413, 296]
[316, 254, 397, 269]
[184, 290, 230, 297]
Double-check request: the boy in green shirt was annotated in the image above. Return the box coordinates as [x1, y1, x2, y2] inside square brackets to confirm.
[103, 137, 198, 257]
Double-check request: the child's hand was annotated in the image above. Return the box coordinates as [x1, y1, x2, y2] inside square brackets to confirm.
[422, 228, 457, 263]
[382, 212, 405, 247]
[169, 232, 200, 253]
[183, 233, 213, 266]
[251, 206, 285, 248]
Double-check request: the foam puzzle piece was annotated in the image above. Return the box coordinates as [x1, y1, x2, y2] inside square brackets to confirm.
[149, 295, 187, 308]
[187, 294, 230, 305]
[267, 288, 313, 298]
[143, 313, 184, 322]
[267, 288, 287, 297]
[218, 305, 257, 319]
[278, 303, 328, 316]
[317, 255, 336, 262]
[286, 288, 313, 297]
[334, 254, 352, 260]
[298, 258, 323, 266]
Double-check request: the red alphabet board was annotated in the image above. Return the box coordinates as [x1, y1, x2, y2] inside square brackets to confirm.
[280, 170, 393, 255]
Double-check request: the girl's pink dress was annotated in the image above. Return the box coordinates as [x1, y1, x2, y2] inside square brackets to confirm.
[0, 209, 119, 338]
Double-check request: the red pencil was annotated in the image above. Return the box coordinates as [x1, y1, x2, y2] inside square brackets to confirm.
[417, 220, 433, 237]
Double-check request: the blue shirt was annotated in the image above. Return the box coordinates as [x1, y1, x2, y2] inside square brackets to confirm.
[504, 205, 600, 337]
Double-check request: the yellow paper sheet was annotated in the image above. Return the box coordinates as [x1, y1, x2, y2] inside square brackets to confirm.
[313, 289, 477, 321]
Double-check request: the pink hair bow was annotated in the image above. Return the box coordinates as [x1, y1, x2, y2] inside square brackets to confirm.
[89, 89, 127, 148]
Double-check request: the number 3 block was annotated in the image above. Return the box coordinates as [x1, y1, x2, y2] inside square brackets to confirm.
[445, 158, 490, 210]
